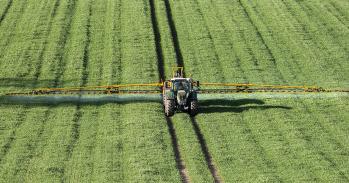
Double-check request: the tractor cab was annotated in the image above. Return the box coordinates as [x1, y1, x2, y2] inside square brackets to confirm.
[172, 78, 191, 106]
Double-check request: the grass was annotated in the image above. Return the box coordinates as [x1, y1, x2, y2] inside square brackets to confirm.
[0, 0, 348, 182]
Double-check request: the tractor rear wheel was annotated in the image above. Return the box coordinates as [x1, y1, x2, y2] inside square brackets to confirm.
[164, 99, 175, 117]
[189, 100, 198, 116]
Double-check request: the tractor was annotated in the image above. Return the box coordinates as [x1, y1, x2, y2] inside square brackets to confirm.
[162, 67, 199, 116]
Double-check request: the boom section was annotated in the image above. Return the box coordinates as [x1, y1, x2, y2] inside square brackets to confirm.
[199, 83, 349, 94]
[5, 83, 163, 96]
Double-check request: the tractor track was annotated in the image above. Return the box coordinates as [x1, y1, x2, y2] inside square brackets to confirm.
[163, 0, 184, 69]
[240, 113, 284, 182]
[328, 1, 349, 23]
[0, 1, 28, 59]
[0, 107, 29, 166]
[190, 117, 222, 183]
[297, 101, 349, 181]
[111, 0, 122, 84]
[0, 0, 13, 26]
[237, 0, 287, 83]
[12, 108, 51, 177]
[280, 0, 343, 79]
[20, 0, 51, 78]
[149, 0, 189, 182]
[162, 0, 222, 181]
[256, 1, 348, 179]
[208, 0, 248, 82]
[33, 0, 61, 83]
[279, 100, 349, 181]
[323, 3, 348, 29]
[185, 2, 225, 181]
[53, 0, 77, 88]
[63, 0, 92, 178]
[165, 117, 190, 183]
[279, 0, 325, 77]
[81, 2, 92, 88]
[192, 0, 225, 82]
[295, 0, 349, 54]
[292, 0, 349, 68]
[149, 0, 165, 81]
[2, 0, 62, 177]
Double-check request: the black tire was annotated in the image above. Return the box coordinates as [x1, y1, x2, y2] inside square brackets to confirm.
[162, 95, 166, 106]
[189, 100, 198, 116]
[164, 99, 175, 117]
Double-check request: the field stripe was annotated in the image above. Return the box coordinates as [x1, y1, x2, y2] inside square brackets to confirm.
[293, 0, 348, 53]
[0, 0, 28, 53]
[298, 100, 349, 181]
[237, 0, 287, 83]
[281, 0, 347, 73]
[0, 1, 53, 79]
[254, 1, 348, 181]
[278, 101, 349, 181]
[0, 0, 12, 26]
[322, 3, 348, 29]
[0, 1, 59, 177]
[1, 0, 71, 176]
[328, 1, 349, 22]
[195, 0, 248, 82]
[63, 1, 92, 181]
[203, 3, 251, 83]
[33, 0, 61, 83]
[239, 0, 308, 83]
[53, 0, 78, 88]
[0, 107, 28, 166]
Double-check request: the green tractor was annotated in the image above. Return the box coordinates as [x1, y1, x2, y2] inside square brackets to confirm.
[162, 67, 199, 117]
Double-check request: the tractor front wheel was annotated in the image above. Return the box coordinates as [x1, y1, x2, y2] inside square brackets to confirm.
[189, 100, 198, 116]
[164, 99, 175, 117]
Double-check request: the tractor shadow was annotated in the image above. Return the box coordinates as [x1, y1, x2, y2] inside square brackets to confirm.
[199, 99, 292, 113]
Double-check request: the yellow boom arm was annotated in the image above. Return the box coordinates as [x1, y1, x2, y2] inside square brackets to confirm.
[4, 82, 348, 96]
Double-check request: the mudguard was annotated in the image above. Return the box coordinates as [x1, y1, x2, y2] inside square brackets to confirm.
[165, 90, 175, 99]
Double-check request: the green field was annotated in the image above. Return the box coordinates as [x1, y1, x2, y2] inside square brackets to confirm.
[0, 0, 348, 182]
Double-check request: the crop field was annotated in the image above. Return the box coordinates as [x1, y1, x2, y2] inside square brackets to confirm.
[0, 0, 348, 182]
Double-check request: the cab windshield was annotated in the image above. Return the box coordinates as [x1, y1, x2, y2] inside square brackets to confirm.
[174, 80, 189, 91]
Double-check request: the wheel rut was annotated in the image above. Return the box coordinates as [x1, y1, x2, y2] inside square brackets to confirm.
[164, 0, 184, 69]
[165, 117, 190, 183]
[190, 117, 222, 183]
[149, 0, 189, 182]
[149, 0, 165, 81]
